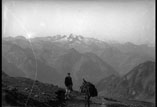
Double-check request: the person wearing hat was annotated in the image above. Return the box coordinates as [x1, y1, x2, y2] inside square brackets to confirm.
[64, 73, 73, 99]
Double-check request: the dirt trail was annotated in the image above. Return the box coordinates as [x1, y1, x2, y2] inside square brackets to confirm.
[65, 91, 155, 107]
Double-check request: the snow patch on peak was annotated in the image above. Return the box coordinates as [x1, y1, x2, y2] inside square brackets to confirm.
[65, 34, 84, 42]
[52, 34, 85, 42]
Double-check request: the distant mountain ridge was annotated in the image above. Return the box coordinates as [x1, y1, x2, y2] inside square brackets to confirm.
[3, 34, 154, 75]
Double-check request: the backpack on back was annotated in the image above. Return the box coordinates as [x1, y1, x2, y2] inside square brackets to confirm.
[89, 83, 98, 97]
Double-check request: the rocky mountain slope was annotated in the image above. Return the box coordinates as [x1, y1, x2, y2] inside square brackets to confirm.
[96, 61, 155, 103]
[2, 71, 66, 107]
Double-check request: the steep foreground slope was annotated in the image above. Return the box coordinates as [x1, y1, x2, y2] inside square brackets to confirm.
[2, 71, 66, 107]
[96, 61, 155, 103]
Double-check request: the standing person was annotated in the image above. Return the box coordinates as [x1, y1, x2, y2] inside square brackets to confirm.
[64, 73, 73, 99]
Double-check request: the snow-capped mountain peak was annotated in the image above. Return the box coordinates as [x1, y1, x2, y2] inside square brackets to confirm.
[53, 34, 84, 43]
[67, 34, 84, 41]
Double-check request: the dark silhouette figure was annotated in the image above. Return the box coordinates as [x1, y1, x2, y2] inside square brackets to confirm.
[80, 78, 98, 107]
[64, 73, 73, 99]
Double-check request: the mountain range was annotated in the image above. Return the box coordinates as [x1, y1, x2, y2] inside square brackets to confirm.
[2, 34, 155, 90]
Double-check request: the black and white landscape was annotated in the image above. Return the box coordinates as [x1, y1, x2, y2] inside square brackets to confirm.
[2, 0, 155, 107]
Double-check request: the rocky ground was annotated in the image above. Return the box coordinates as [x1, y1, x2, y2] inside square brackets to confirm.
[2, 71, 66, 107]
[65, 92, 155, 107]
[2, 72, 155, 107]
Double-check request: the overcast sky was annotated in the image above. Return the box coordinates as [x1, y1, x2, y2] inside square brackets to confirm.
[2, 0, 155, 45]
